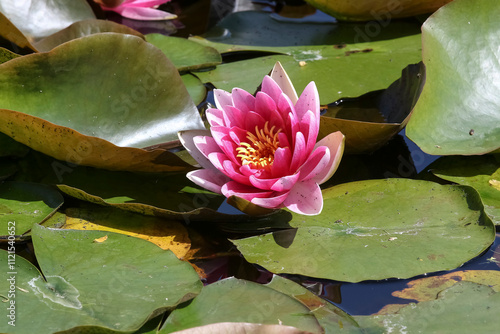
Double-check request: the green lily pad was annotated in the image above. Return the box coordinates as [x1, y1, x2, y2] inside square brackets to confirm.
[181, 74, 207, 106]
[0, 47, 19, 64]
[355, 281, 500, 333]
[0, 33, 204, 172]
[160, 277, 322, 333]
[266, 275, 362, 333]
[193, 33, 422, 104]
[146, 34, 222, 72]
[233, 179, 495, 282]
[33, 19, 145, 52]
[0, 224, 202, 334]
[430, 155, 500, 225]
[0, 0, 95, 40]
[406, 0, 500, 155]
[304, 0, 452, 21]
[0, 181, 63, 238]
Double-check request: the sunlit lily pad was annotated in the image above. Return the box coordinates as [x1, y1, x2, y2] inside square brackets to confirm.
[406, 0, 500, 155]
[355, 282, 500, 333]
[0, 224, 202, 334]
[160, 277, 323, 333]
[430, 155, 500, 225]
[305, 0, 452, 21]
[146, 34, 222, 72]
[62, 205, 192, 259]
[0, 0, 95, 40]
[392, 270, 500, 302]
[0, 11, 36, 51]
[0, 181, 63, 238]
[33, 19, 144, 52]
[233, 179, 495, 282]
[0, 33, 205, 172]
[193, 32, 422, 104]
[0, 47, 20, 64]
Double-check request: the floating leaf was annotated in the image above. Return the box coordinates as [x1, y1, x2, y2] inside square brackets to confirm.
[193, 12, 422, 104]
[169, 323, 310, 334]
[304, 0, 452, 21]
[233, 179, 495, 282]
[160, 277, 322, 333]
[62, 206, 191, 259]
[430, 155, 500, 225]
[0, 33, 205, 172]
[0, 224, 202, 334]
[392, 270, 500, 302]
[355, 282, 500, 333]
[0, 47, 20, 64]
[33, 19, 145, 52]
[0, 11, 36, 51]
[266, 275, 362, 333]
[406, 0, 500, 155]
[319, 63, 424, 153]
[146, 34, 222, 72]
[0, 181, 63, 238]
[0, 0, 95, 40]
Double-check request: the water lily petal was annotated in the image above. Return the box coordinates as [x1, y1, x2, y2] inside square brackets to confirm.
[186, 169, 229, 194]
[121, 0, 169, 8]
[232, 88, 255, 113]
[295, 81, 319, 121]
[209, 126, 231, 148]
[213, 89, 233, 110]
[221, 105, 245, 128]
[261, 75, 283, 104]
[277, 92, 295, 122]
[223, 160, 252, 186]
[255, 91, 276, 120]
[222, 182, 274, 201]
[300, 109, 320, 155]
[244, 111, 267, 134]
[271, 173, 300, 192]
[206, 108, 224, 127]
[287, 112, 300, 147]
[314, 131, 345, 184]
[271, 146, 292, 177]
[229, 126, 249, 145]
[298, 145, 330, 182]
[111, 6, 176, 20]
[240, 164, 259, 177]
[270, 61, 298, 105]
[283, 179, 323, 215]
[290, 131, 306, 172]
[249, 175, 277, 190]
[178, 130, 215, 170]
[251, 191, 289, 208]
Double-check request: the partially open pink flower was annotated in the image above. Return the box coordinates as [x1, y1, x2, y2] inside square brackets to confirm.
[179, 62, 344, 215]
[98, 0, 176, 21]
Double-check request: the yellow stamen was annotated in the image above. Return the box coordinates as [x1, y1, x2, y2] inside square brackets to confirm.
[236, 121, 282, 169]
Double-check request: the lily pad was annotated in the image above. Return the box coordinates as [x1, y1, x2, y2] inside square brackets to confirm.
[33, 19, 145, 52]
[355, 282, 500, 333]
[62, 205, 192, 259]
[0, 11, 36, 51]
[319, 62, 424, 153]
[0, 33, 205, 172]
[193, 33, 422, 104]
[233, 179, 495, 282]
[160, 277, 322, 333]
[392, 270, 500, 302]
[305, 0, 452, 21]
[0, 0, 95, 40]
[430, 155, 500, 225]
[146, 34, 222, 72]
[0, 181, 63, 238]
[406, 0, 500, 155]
[0, 224, 202, 334]
[0, 47, 20, 64]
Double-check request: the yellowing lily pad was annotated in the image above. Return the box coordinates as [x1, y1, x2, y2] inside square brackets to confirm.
[392, 270, 500, 302]
[305, 0, 452, 21]
[62, 206, 191, 259]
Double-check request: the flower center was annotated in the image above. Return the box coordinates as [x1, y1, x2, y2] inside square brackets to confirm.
[236, 122, 281, 169]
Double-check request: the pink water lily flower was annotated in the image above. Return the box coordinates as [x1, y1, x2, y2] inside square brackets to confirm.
[179, 62, 344, 215]
[97, 0, 176, 21]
